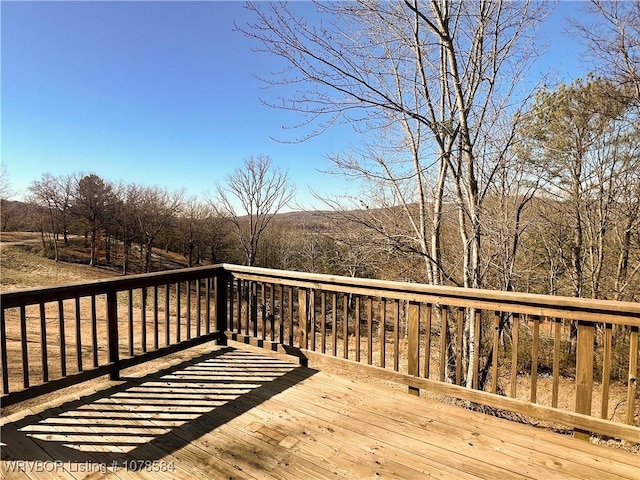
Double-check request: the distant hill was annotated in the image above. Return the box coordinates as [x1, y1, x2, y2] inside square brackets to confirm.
[1, 199, 32, 232]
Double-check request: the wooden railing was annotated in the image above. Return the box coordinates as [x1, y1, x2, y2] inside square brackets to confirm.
[0, 266, 228, 407]
[220, 264, 640, 443]
[1, 264, 639, 443]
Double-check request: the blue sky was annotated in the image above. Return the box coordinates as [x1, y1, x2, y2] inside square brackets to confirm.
[1, 1, 590, 209]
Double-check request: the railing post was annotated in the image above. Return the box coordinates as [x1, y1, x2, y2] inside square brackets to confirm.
[107, 290, 120, 380]
[215, 272, 228, 345]
[407, 301, 420, 396]
[574, 320, 594, 440]
[1, 308, 9, 394]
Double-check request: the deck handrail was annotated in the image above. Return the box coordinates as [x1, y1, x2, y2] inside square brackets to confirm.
[221, 264, 640, 326]
[2, 264, 638, 443]
[0, 265, 229, 407]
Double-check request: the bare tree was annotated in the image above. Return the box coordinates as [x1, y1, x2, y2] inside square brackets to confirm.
[180, 197, 209, 267]
[28, 175, 60, 260]
[29, 174, 75, 260]
[573, 0, 640, 106]
[216, 156, 295, 266]
[0, 164, 13, 202]
[134, 186, 184, 273]
[202, 205, 234, 265]
[73, 174, 115, 266]
[239, 0, 548, 386]
[571, 0, 640, 301]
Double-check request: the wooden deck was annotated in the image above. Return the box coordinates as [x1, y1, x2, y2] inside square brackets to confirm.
[1, 343, 638, 480]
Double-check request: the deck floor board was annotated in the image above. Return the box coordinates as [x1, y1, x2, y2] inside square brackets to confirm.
[2, 344, 638, 479]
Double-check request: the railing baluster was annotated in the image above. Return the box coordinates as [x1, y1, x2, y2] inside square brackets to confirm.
[473, 309, 481, 389]
[423, 303, 432, 379]
[320, 291, 327, 354]
[141, 287, 147, 352]
[299, 288, 308, 350]
[287, 286, 293, 346]
[510, 313, 520, 398]
[0, 308, 8, 393]
[331, 292, 337, 357]
[128, 289, 134, 356]
[153, 285, 159, 349]
[186, 281, 192, 340]
[206, 278, 211, 335]
[242, 280, 247, 335]
[601, 322, 612, 419]
[176, 283, 181, 342]
[107, 289, 119, 380]
[394, 299, 400, 372]
[40, 302, 49, 382]
[439, 307, 447, 382]
[58, 300, 66, 377]
[355, 296, 360, 362]
[20, 305, 29, 388]
[531, 315, 540, 403]
[367, 297, 373, 365]
[228, 277, 234, 333]
[91, 296, 98, 368]
[343, 294, 349, 360]
[197, 280, 202, 338]
[626, 326, 638, 426]
[552, 318, 561, 408]
[456, 307, 464, 385]
[261, 282, 266, 341]
[251, 281, 258, 338]
[380, 299, 386, 368]
[165, 284, 170, 346]
[236, 279, 242, 333]
[215, 273, 228, 343]
[491, 312, 500, 394]
[408, 302, 420, 383]
[270, 283, 276, 342]
[309, 289, 315, 351]
[74, 297, 82, 373]
[278, 284, 284, 344]
[509, 313, 520, 398]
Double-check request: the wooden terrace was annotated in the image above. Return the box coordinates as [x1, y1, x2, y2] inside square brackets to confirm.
[1, 264, 639, 478]
[2, 343, 637, 479]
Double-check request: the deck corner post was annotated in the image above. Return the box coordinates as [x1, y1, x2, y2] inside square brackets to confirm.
[215, 271, 229, 345]
[107, 290, 120, 380]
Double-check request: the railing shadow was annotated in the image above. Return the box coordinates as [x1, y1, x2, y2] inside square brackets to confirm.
[1, 346, 316, 470]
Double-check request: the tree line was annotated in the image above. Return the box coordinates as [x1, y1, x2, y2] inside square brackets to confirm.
[1, 156, 292, 274]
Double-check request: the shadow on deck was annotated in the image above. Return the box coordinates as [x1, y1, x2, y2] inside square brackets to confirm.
[1, 346, 314, 478]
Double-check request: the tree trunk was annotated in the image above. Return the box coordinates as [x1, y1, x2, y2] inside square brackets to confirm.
[90, 228, 97, 266]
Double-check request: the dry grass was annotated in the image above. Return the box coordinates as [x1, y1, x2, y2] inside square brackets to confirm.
[1, 233, 119, 290]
